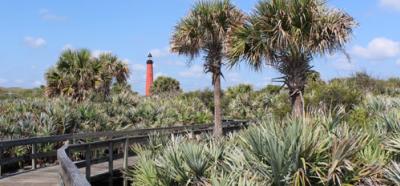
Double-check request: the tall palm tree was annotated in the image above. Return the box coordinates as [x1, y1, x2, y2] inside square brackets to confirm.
[228, 0, 356, 117]
[170, 0, 244, 137]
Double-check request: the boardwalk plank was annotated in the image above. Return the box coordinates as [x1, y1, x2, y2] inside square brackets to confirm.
[0, 157, 136, 186]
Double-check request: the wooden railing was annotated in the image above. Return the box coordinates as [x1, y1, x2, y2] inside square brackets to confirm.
[57, 121, 248, 186]
[58, 145, 91, 186]
[0, 120, 248, 180]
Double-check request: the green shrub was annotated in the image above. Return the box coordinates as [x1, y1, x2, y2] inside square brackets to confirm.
[223, 84, 291, 120]
[133, 96, 213, 127]
[257, 84, 282, 95]
[128, 114, 400, 185]
[305, 80, 364, 111]
[182, 89, 215, 112]
[0, 92, 213, 139]
[151, 76, 181, 95]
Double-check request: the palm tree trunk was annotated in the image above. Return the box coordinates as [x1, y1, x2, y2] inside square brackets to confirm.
[285, 57, 308, 118]
[290, 90, 304, 118]
[213, 73, 223, 137]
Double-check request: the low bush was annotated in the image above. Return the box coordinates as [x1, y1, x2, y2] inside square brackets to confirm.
[128, 106, 400, 185]
[0, 91, 212, 139]
[305, 79, 364, 111]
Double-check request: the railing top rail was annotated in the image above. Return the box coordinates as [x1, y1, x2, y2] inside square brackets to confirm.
[0, 120, 247, 148]
[57, 145, 91, 186]
[57, 120, 248, 186]
[68, 122, 247, 150]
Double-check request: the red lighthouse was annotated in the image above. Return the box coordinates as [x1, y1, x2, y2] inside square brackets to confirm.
[145, 53, 154, 96]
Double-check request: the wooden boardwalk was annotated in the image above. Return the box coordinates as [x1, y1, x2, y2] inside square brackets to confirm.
[0, 121, 248, 186]
[0, 157, 136, 186]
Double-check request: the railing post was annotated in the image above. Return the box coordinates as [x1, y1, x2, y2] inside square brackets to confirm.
[0, 144, 3, 177]
[123, 138, 129, 186]
[85, 144, 91, 181]
[108, 141, 113, 186]
[65, 147, 70, 161]
[31, 143, 36, 170]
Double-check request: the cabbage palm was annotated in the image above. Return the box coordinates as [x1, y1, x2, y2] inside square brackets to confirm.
[96, 53, 130, 97]
[45, 49, 130, 101]
[170, 0, 244, 137]
[46, 49, 97, 100]
[228, 0, 356, 117]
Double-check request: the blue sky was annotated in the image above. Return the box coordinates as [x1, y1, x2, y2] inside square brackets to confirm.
[0, 0, 399, 94]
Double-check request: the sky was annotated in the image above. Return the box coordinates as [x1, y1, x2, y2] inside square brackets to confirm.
[0, 0, 400, 95]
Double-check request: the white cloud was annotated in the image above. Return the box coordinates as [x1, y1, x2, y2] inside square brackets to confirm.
[33, 80, 43, 86]
[150, 46, 172, 58]
[165, 61, 186, 66]
[62, 44, 74, 50]
[154, 72, 167, 79]
[120, 58, 132, 66]
[0, 78, 8, 84]
[225, 72, 242, 83]
[326, 53, 337, 60]
[352, 37, 400, 60]
[380, 0, 400, 11]
[396, 59, 400, 66]
[130, 63, 146, 71]
[332, 55, 357, 71]
[263, 77, 273, 83]
[24, 36, 46, 48]
[92, 50, 112, 58]
[253, 77, 273, 88]
[14, 79, 24, 84]
[326, 53, 357, 71]
[39, 9, 67, 21]
[179, 65, 204, 78]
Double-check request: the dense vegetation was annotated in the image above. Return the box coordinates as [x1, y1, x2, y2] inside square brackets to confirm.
[0, 0, 399, 184]
[0, 92, 212, 140]
[1, 72, 399, 140]
[123, 72, 400, 185]
[127, 96, 400, 185]
[118, 72, 400, 186]
[2, 76, 400, 184]
[1, 73, 399, 176]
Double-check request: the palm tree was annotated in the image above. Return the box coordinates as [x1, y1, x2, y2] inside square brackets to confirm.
[151, 76, 181, 96]
[170, 0, 244, 137]
[45, 49, 130, 101]
[228, 0, 356, 117]
[96, 53, 130, 97]
[171, 0, 244, 137]
[45, 68, 64, 97]
[46, 49, 96, 100]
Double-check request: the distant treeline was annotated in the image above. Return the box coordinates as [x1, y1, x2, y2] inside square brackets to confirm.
[0, 87, 44, 100]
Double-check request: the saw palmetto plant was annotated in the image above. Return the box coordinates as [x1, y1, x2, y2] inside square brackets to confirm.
[127, 97, 400, 185]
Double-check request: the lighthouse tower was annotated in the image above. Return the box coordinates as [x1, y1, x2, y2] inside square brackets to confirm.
[145, 53, 154, 96]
